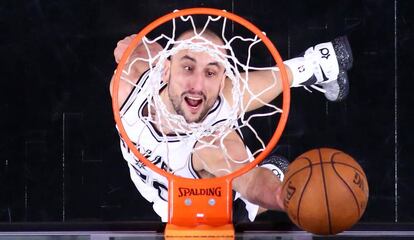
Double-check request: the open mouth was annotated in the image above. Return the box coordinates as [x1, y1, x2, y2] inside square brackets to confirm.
[184, 96, 203, 109]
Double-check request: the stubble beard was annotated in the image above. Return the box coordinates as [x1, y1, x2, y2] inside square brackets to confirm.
[167, 76, 214, 123]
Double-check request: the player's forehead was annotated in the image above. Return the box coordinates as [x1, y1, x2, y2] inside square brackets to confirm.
[177, 30, 227, 54]
[174, 49, 214, 62]
[177, 30, 225, 46]
[172, 30, 226, 68]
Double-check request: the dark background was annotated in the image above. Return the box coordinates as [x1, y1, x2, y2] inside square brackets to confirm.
[1, 0, 413, 226]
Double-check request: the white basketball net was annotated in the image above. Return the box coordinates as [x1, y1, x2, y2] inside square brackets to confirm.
[119, 12, 283, 176]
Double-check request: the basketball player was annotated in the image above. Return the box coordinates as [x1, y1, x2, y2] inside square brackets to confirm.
[110, 29, 353, 222]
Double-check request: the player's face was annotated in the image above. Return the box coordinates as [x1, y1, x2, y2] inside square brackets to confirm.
[167, 49, 225, 123]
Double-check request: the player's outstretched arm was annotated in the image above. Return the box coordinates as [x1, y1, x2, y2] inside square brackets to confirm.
[109, 34, 164, 107]
[234, 166, 285, 211]
[222, 68, 293, 113]
[193, 131, 285, 211]
[224, 36, 353, 112]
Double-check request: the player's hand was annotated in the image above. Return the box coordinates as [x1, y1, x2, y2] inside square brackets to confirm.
[275, 185, 286, 211]
[114, 34, 136, 63]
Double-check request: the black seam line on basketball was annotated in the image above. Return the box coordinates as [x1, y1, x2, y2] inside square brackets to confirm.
[330, 153, 362, 217]
[281, 157, 313, 228]
[281, 158, 314, 185]
[297, 157, 312, 228]
[280, 157, 314, 225]
[306, 162, 366, 179]
[319, 149, 333, 235]
[285, 162, 366, 179]
[330, 162, 367, 179]
[280, 158, 313, 199]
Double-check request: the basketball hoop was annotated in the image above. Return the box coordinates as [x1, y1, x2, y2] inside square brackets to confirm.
[111, 7, 290, 238]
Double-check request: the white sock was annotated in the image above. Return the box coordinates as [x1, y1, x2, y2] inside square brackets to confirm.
[284, 57, 314, 87]
[284, 41, 340, 88]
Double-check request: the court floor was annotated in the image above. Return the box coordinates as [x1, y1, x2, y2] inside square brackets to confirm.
[1, 222, 414, 240]
[1, 230, 414, 240]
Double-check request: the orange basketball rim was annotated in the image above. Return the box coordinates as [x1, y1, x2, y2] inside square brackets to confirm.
[111, 7, 291, 239]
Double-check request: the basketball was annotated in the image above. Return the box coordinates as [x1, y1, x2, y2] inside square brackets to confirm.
[281, 148, 369, 235]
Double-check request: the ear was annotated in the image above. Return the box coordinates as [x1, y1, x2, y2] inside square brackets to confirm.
[162, 60, 171, 83]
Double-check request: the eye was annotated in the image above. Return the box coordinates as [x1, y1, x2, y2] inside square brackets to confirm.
[206, 70, 216, 78]
[184, 65, 193, 71]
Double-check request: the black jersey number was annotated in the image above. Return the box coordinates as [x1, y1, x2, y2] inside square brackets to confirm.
[132, 164, 168, 202]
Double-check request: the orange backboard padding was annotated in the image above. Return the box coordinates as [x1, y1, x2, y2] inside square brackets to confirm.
[168, 177, 233, 226]
[165, 223, 234, 239]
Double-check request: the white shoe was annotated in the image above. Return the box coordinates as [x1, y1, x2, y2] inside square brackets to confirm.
[304, 36, 353, 101]
[286, 36, 353, 102]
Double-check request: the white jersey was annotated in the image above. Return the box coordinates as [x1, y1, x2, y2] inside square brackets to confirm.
[116, 70, 259, 222]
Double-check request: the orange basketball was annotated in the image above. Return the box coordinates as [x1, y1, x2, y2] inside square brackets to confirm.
[281, 148, 369, 235]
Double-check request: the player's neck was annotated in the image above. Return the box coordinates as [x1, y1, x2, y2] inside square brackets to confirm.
[150, 88, 186, 134]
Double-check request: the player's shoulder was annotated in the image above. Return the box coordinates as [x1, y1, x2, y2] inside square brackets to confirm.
[110, 67, 150, 108]
[222, 77, 235, 107]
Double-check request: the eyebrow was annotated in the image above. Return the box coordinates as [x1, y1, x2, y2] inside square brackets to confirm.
[180, 55, 221, 69]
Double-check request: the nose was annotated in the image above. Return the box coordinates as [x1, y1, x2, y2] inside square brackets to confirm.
[189, 71, 204, 92]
